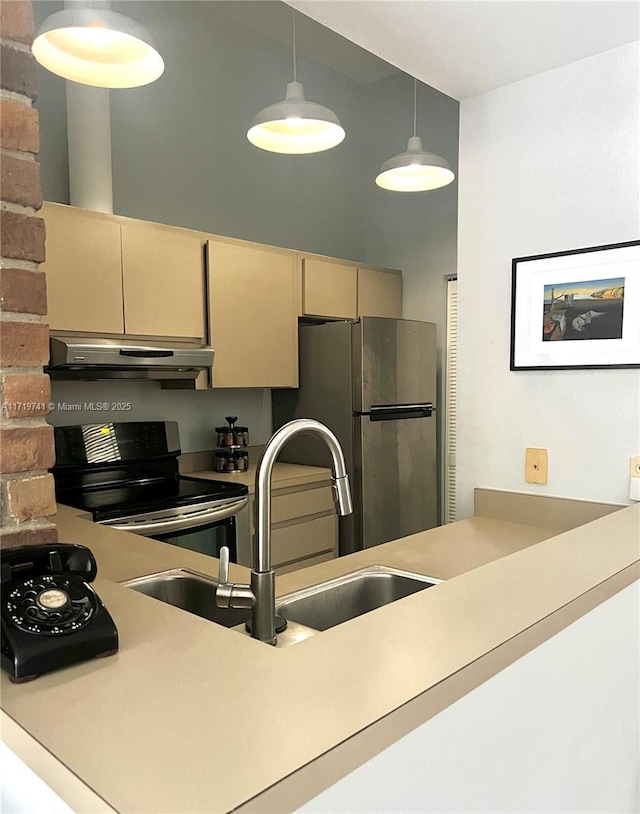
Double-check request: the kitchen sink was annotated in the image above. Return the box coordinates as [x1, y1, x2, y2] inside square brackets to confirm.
[121, 569, 251, 628]
[275, 565, 442, 632]
[121, 565, 441, 642]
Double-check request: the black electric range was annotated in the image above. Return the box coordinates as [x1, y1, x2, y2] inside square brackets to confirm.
[52, 421, 249, 560]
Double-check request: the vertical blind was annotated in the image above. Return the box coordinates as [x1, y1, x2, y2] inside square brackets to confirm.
[444, 279, 458, 523]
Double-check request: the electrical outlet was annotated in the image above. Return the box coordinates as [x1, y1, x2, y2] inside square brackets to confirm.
[629, 456, 640, 477]
[525, 448, 548, 485]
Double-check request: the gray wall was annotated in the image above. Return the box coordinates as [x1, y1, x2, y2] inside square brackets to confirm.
[361, 72, 458, 329]
[48, 381, 272, 454]
[360, 73, 459, 509]
[34, 1, 459, 452]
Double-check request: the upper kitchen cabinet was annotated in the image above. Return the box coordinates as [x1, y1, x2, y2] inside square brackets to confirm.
[121, 220, 206, 339]
[357, 266, 403, 319]
[42, 202, 124, 334]
[301, 256, 357, 320]
[41, 203, 207, 341]
[206, 238, 298, 388]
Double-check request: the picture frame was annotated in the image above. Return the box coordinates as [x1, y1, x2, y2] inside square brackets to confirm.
[510, 239, 640, 370]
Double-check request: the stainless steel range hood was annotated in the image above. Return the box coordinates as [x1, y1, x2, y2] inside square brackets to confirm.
[47, 335, 214, 384]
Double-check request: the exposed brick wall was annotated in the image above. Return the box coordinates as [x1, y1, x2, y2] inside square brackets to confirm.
[1, 0, 57, 549]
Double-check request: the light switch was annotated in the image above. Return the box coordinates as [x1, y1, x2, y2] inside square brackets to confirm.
[525, 448, 548, 485]
[630, 456, 640, 502]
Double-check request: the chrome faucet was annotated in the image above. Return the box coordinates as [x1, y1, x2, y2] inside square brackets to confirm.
[216, 419, 353, 645]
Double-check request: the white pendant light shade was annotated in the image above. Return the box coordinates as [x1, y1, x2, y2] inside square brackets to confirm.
[376, 135, 455, 192]
[247, 11, 344, 155]
[247, 81, 345, 155]
[32, 8, 164, 88]
[376, 78, 455, 192]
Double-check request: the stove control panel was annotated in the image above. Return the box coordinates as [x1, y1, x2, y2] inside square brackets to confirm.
[53, 421, 181, 467]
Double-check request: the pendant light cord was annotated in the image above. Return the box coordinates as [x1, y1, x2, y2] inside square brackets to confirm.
[292, 10, 297, 83]
[413, 77, 417, 137]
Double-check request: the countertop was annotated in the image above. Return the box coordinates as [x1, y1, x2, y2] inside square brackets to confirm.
[1, 496, 638, 813]
[188, 461, 332, 494]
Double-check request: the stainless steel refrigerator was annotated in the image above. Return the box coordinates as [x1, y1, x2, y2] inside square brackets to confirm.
[272, 317, 437, 555]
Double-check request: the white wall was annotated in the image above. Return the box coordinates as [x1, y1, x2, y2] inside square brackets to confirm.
[299, 580, 640, 813]
[456, 43, 640, 519]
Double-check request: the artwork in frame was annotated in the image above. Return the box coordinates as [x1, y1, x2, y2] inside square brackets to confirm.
[510, 240, 640, 370]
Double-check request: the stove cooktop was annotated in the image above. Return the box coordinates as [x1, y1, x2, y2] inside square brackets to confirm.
[51, 422, 250, 524]
[58, 477, 248, 523]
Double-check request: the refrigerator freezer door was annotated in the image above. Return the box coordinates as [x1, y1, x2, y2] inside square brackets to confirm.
[355, 318, 437, 412]
[272, 322, 354, 473]
[271, 321, 358, 554]
[356, 413, 437, 548]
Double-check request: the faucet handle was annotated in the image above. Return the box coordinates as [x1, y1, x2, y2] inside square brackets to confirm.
[215, 546, 256, 610]
[219, 545, 230, 584]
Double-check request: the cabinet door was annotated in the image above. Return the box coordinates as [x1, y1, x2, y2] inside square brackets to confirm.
[121, 220, 206, 338]
[41, 202, 124, 333]
[357, 267, 402, 318]
[207, 239, 298, 388]
[302, 257, 357, 319]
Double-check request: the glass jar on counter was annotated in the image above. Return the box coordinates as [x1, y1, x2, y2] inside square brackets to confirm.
[215, 416, 249, 448]
[214, 449, 249, 473]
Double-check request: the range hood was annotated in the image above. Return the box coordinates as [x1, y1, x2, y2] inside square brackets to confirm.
[47, 335, 214, 384]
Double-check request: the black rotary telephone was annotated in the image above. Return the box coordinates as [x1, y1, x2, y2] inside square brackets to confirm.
[1, 544, 118, 683]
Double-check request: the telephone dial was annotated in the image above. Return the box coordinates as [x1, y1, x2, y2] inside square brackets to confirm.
[1, 544, 118, 683]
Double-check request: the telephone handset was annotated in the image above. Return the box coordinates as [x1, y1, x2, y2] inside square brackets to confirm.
[1, 544, 118, 683]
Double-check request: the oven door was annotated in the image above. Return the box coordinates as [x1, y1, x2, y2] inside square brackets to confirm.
[101, 497, 249, 563]
[151, 516, 238, 561]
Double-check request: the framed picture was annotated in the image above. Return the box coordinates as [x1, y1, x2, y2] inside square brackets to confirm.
[510, 239, 640, 370]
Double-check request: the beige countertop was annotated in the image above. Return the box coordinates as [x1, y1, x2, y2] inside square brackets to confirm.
[1, 495, 638, 813]
[187, 461, 332, 493]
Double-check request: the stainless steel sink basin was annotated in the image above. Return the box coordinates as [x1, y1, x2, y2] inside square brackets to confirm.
[121, 565, 442, 642]
[275, 565, 441, 631]
[121, 569, 251, 628]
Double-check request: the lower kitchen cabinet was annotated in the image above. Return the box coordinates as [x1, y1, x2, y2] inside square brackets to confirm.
[245, 483, 338, 573]
[206, 238, 298, 388]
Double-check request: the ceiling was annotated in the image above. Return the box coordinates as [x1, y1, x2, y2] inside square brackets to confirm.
[286, 1, 640, 99]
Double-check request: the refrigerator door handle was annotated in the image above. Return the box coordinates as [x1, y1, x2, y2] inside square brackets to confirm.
[357, 403, 435, 421]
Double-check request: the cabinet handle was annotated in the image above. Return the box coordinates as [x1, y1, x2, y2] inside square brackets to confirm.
[118, 349, 173, 358]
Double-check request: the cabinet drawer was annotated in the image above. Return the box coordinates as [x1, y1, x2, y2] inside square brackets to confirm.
[271, 515, 337, 567]
[271, 486, 334, 524]
[249, 486, 334, 529]
[275, 550, 335, 576]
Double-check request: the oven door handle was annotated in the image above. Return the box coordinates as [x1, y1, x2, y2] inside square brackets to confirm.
[104, 497, 248, 536]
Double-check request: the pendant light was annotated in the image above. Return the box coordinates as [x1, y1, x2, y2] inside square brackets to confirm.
[32, 4, 164, 89]
[247, 11, 345, 154]
[376, 78, 454, 192]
